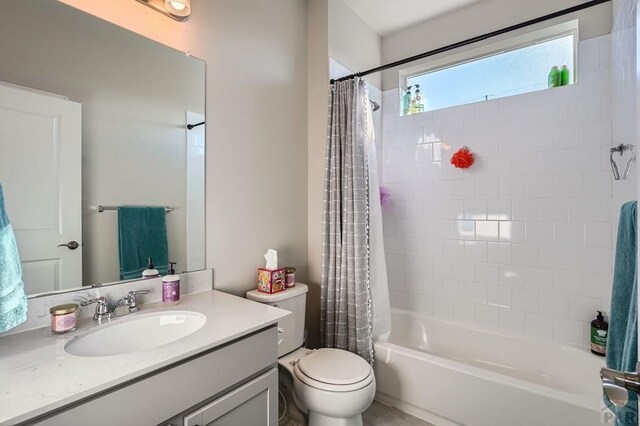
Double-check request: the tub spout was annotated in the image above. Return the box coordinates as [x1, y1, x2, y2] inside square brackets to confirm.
[601, 364, 640, 407]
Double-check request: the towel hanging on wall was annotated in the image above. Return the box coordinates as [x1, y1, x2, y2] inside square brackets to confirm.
[118, 206, 169, 280]
[606, 201, 638, 425]
[0, 184, 28, 333]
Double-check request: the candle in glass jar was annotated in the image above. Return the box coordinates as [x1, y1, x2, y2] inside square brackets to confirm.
[50, 303, 78, 334]
[284, 267, 296, 288]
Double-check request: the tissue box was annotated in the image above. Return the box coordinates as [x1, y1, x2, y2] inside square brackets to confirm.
[257, 268, 286, 294]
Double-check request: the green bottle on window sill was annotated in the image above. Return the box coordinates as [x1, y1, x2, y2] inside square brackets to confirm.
[560, 65, 570, 86]
[547, 66, 561, 88]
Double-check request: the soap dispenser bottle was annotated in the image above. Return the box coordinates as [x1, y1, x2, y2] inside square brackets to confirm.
[402, 86, 413, 116]
[142, 257, 159, 279]
[590, 311, 608, 356]
[162, 262, 180, 305]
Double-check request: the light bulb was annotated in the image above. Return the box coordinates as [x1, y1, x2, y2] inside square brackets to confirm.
[164, 0, 190, 17]
[169, 1, 186, 11]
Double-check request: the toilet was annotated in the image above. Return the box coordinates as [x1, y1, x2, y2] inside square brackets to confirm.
[246, 284, 375, 426]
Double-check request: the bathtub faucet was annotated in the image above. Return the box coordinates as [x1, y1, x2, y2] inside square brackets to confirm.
[601, 363, 640, 407]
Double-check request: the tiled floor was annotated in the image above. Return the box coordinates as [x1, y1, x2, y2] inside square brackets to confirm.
[363, 401, 434, 426]
[280, 400, 433, 426]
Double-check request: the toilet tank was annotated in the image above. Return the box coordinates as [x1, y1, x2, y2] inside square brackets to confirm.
[246, 284, 308, 357]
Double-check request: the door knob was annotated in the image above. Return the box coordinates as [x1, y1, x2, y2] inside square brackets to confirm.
[57, 241, 79, 250]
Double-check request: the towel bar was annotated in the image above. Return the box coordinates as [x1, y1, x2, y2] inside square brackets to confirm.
[97, 205, 174, 213]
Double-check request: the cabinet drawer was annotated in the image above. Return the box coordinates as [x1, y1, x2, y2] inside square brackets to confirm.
[184, 368, 278, 426]
[33, 327, 277, 426]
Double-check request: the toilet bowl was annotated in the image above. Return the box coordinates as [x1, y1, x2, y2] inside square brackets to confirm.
[246, 285, 376, 426]
[279, 348, 375, 426]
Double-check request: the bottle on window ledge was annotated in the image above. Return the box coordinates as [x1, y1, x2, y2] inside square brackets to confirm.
[402, 85, 413, 116]
[547, 66, 561, 88]
[412, 84, 424, 114]
[560, 65, 570, 86]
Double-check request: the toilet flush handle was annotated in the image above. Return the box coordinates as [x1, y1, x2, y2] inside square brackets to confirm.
[277, 327, 285, 345]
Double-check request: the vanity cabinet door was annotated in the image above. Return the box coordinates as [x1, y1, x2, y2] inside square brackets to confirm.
[184, 368, 278, 426]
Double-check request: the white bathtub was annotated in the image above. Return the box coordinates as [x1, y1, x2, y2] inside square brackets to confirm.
[373, 310, 607, 426]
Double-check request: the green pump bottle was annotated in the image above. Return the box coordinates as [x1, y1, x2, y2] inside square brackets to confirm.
[548, 66, 561, 88]
[560, 65, 570, 86]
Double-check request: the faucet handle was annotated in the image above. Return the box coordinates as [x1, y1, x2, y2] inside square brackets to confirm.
[127, 289, 150, 313]
[80, 297, 106, 307]
[81, 297, 109, 320]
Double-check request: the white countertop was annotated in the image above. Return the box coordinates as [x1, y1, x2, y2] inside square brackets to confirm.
[0, 290, 290, 425]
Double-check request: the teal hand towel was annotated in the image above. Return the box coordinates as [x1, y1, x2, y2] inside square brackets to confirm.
[606, 201, 638, 425]
[0, 184, 28, 333]
[118, 206, 168, 280]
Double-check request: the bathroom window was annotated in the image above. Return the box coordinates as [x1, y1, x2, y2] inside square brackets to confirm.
[401, 21, 578, 114]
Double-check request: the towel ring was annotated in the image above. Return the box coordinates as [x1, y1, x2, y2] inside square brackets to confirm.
[610, 144, 635, 181]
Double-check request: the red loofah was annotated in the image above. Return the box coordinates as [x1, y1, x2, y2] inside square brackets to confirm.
[450, 147, 475, 169]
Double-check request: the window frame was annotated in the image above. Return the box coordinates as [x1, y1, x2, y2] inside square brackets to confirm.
[399, 20, 579, 113]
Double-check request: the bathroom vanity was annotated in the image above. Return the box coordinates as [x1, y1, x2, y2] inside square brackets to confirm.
[0, 290, 290, 426]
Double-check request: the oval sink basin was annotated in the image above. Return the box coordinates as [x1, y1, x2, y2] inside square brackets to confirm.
[65, 311, 206, 357]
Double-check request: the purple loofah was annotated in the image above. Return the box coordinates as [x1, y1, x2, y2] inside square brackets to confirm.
[379, 185, 391, 208]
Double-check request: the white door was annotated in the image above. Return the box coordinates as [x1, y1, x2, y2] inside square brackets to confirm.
[0, 83, 82, 294]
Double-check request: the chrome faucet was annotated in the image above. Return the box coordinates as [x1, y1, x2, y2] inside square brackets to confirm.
[601, 363, 640, 407]
[113, 290, 150, 314]
[81, 297, 111, 321]
[81, 290, 150, 322]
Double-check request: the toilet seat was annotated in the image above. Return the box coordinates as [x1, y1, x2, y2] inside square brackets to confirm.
[293, 348, 374, 392]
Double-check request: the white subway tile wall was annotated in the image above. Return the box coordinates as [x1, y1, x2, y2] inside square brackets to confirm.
[381, 35, 615, 347]
[611, 0, 638, 244]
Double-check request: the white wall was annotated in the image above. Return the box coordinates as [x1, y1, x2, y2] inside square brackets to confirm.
[382, 0, 613, 90]
[328, 0, 382, 88]
[381, 35, 614, 347]
[611, 0, 638, 214]
[307, 0, 330, 348]
[0, 1, 205, 285]
[186, 111, 206, 272]
[59, 0, 310, 295]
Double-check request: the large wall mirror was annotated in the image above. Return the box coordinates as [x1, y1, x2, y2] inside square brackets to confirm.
[0, 1, 206, 297]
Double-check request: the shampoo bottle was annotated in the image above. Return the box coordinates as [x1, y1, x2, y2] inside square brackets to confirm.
[560, 65, 570, 86]
[402, 86, 413, 116]
[590, 310, 608, 357]
[142, 257, 159, 279]
[414, 84, 424, 114]
[548, 66, 561, 88]
[162, 262, 180, 305]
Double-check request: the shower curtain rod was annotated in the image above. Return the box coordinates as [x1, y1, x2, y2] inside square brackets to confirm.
[330, 0, 611, 84]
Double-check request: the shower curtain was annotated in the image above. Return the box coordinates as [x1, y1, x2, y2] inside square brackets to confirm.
[321, 77, 390, 364]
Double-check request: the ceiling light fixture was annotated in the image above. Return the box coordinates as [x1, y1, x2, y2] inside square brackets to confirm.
[135, 0, 191, 22]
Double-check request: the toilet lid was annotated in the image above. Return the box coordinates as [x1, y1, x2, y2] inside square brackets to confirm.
[296, 348, 372, 385]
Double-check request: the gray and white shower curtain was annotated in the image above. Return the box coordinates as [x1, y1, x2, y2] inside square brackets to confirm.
[321, 78, 390, 364]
